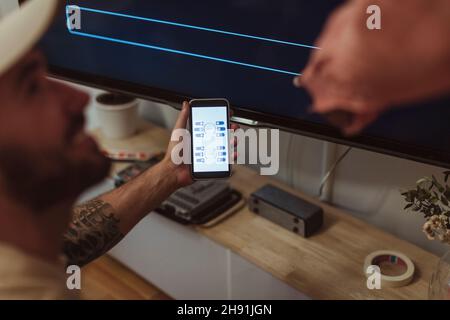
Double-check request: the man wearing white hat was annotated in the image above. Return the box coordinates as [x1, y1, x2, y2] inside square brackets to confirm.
[0, 0, 203, 299]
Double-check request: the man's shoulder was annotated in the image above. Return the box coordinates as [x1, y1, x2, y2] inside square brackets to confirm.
[0, 242, 79, 300]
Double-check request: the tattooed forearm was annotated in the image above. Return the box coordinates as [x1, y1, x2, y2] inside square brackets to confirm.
[63, 199, 124, 267]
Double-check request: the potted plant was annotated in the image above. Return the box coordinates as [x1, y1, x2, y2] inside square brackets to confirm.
[402, 172, 450, 299]
[402, 172, 450, 244]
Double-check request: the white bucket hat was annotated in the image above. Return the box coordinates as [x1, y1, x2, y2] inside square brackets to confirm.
[0, 0, 58, 76]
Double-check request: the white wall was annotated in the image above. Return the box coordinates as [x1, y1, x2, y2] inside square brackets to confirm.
[332, 146, 449, 255]
[0, 0, 17, 17]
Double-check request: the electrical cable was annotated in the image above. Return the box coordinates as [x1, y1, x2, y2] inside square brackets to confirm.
[286, 134, 295, 186]
[318, 147, 353, 199]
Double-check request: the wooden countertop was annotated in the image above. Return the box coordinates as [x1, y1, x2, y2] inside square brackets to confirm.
[82, 255, 171, 300]
[92, 122, 438, 300]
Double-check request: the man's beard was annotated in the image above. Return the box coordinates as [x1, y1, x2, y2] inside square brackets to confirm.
[0, 145, 110, 212]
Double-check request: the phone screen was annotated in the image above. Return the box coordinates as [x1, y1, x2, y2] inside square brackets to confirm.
[191, 104, 230, 177]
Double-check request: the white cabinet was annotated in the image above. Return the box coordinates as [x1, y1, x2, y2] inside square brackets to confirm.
[228, 252, 309, 300]
[109, 213, 309, 300]
[109, 214, 229, 299]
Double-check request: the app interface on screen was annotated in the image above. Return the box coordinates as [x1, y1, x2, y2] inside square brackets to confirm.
[192, 106, 229, 173]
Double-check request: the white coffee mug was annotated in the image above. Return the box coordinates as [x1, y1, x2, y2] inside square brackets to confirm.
[95, 92, 139, 139]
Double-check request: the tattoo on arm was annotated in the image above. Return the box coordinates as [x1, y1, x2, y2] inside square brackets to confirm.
[63, 199, 124, 267]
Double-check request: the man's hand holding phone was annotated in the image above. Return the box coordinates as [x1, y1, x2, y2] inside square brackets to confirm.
[163, 101, 238, 188]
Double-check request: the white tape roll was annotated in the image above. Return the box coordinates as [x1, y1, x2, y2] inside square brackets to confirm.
[364, 250, 415, 288]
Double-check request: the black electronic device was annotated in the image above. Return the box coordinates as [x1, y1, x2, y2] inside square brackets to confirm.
[155, 180, 241, 225]
[248, 184, 323, 237]
[114, 160, 241, 225]
[113, 157, 162, 187]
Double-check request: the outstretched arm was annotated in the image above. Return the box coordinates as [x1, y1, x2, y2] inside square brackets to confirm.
[63, 102, 193, 267]
[297, 0, 450, 135]
[62, 199, 123, 267]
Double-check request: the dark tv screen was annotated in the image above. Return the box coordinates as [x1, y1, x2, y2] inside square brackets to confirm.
[40, 0, 450, 168]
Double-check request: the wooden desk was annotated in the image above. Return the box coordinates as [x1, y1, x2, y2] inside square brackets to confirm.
[92, 122, 438, 300]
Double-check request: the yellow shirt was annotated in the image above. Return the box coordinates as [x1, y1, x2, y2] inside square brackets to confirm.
[0, 242, 79, 300]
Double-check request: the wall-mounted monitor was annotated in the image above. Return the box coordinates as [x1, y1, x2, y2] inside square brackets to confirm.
[40, 1, 450, 168]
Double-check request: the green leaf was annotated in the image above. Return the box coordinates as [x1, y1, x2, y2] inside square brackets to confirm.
[404, 203, 413, 210]
[444, 186, 450, 200]
[432, 175, 445, 192]
[433, 205, 443, 215]
[417, 188, 431, 201]
[444, 171, 450, 183]
[402, 191, 416, 203]
[417, 178, 431, 189]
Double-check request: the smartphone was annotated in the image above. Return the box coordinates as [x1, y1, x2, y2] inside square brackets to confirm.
[189, 99, 232, 180]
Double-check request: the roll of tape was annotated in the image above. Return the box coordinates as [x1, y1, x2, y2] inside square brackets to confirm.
[364, 250, 415, 288]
